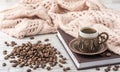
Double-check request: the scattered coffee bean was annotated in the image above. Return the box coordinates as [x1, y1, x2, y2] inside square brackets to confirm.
[37, 40, 41, 44]
[19, 63, 24, 68]
[10, 56, 15, 59]
[59, 59, 66, 64]
[106, 68, 110, 71]
[62, 57, 67, 60]
[10, 60, 17, 63]
[44, 39, 49, 42]
[12, 63, 18, 67]
[4, 41, 7, 44]
[104, 69, 109, 72]
[41, 64, 46, 69]
[6, 44, 10, 46]
[33, 67, 37, 70]
[107, 65, 111, 69]
[114, 65, 119, 68]
[35, 65, 39, 68]
[63, 67, 70, 72]
[59, 64, 63, 68]
[63, 68, 67, 71]
[27, 69, 31, 72]
[106, 52, 111, 57]
[3, 50, 7, 55]
[113, 67, 118, 71]
[2, 63, 6, 67]
[29, 36, 34, 39]
[96, 67, 100, 71]
[59, 55, 63, 58]
[30, 65, 33, 68]
[47, 66, 51, 71]
[65, 67, 71, 70]
[4, 41, 10, 46]
[57, 51, 61, 55]
[11, 41, 17, 47]
[4, 56, 9, 60]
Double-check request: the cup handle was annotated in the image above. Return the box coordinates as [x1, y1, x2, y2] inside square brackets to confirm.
[98, 32, 109, 45]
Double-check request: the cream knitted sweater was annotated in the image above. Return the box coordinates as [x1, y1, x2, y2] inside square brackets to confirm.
[0, 0, 120, 55]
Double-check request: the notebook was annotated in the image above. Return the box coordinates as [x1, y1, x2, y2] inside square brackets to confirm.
[57, 28, 120, 70]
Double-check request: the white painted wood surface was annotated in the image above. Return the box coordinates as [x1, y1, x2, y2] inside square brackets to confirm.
[0, 0, 120, 72]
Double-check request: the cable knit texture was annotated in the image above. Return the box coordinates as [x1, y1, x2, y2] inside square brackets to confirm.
[0, 0, 120, 55]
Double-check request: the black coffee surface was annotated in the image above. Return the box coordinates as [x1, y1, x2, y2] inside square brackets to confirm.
[81, 28, 96, 34]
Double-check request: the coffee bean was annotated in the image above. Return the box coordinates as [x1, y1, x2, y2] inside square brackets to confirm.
[62, 57, 67, 60]
[41, 64, 46, 69]
[96, 67, 100, 71]
[30, 65, 33, 68]
[4, 41, 8, 44]
[37, 41, 41, 44]
[63, 68, 67, 71]
[58, 64, 63, 68]
[10, 56, 15, 59]
[3, 50, 7, 55]
[27, 69, 31, 72]
[49, 62, 53, 67]
[19, 63, 24, 68]
[30, 36, 34, 40]
[33, 67, 37, 70]
[12, 63, 18, 67]
[114, 65, 119, 68]
[11, 41, 16, 44]
[4, 56, 9, 60]
[11, 41, 17, 47]
[47, 66, 51, 71]
[2, 63, 6, 67]
[107, 65, 111, 69]
[105, 68, 110, 71]
[113, 67, 118, 71]
[35, 65, 39, 68]
[106, 52, 111, 57]
[59, 59, 66, 64]
[59, 55, 63, 58]
[44, 39, 49, 42]
[57, 51, 61, 55]
[6, 44, 10, 46]
[66, 67, 71, 70]
[104, 69, 109, 72]
[10, 60, 17, 63]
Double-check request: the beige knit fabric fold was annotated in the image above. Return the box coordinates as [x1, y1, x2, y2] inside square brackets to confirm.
[0, 0, 120, 55]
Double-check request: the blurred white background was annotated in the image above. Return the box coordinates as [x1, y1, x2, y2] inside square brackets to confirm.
[100, 0, 120, 9]
[0, 0, 18, 11]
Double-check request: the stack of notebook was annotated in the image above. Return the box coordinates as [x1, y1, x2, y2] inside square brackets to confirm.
[57, 29, 120, 70]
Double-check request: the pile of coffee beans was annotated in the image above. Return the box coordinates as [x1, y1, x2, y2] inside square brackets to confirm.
[3, 39, 70, 72]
